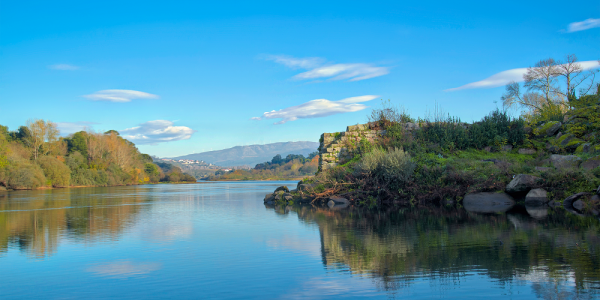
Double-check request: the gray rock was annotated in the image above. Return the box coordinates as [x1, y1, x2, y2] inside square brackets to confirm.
[506, 174, 542, 194]
[550, 154, 582, 170]
[463, 192, 515, 213]
[297, 183, 316, 192]
[274, 186, 290, 193]
[518, 148, 536, 155]
[581, 155, 600, 171]
[573, 200, 585, 211]
[327, 200, 336, 208]
[556, 132, 563, 139]
[284, 195, 293, 201]
[546, 144, 560, 153]
[535, 167, 553, 172]
[264, 193, 275, 202]
[537, 121, 562, 137]
[580, 143, 591, 153]
[563, 192, 589, 208]
[525, 188, 548, 204]
[502, 145, 513, 152]
[329, 196, 349, 205]
[525, 205, 548, 220]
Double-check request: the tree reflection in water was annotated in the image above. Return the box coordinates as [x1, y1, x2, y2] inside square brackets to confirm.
[0, 187, 152, 258]
[266, 203, 600, 298]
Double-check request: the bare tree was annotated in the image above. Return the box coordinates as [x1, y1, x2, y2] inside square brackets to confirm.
[555, 54, 598, 102]
[523, 58, 561, 104]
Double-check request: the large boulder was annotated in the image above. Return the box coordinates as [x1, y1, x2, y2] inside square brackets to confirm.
[506, 174, 542, 194]
[463, 192, 515, 213]
[581, 155, 600, 171]
[536, 121, 562, 137]
[573, 200, 585, 211]
[550, 154, 582, 170]
[563, 192, 589, 208]
[525, 188, 548, 204]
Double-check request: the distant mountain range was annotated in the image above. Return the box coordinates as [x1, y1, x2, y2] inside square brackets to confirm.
[170, 141, 319, 167]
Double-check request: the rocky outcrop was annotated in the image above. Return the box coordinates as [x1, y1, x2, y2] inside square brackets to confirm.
[506, 174, 542, 194]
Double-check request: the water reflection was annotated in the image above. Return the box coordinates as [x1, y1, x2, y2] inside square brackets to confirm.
[267, 203, 600, 297]
[0, 187, 152, 258]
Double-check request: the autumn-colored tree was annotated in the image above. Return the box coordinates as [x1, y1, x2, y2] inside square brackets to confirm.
[25, 119, 59, 160]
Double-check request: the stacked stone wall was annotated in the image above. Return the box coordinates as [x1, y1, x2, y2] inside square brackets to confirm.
[319, 123, 386, 171]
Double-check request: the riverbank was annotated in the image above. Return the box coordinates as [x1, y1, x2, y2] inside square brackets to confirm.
[0, 180, 200, 192]
[264, 104, 600, 213]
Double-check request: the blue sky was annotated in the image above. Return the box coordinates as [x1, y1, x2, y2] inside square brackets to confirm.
[1, 0, 599, 157]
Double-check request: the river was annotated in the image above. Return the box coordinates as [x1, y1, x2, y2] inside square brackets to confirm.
[0, 182, 598, 299]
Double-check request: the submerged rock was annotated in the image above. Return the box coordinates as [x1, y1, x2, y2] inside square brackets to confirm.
[463, 192, 515, 213]
[506, 174, 541, 194]
[573, 200, 585, 211]
[329, 196, 349, 205]
[563, 192, 589, 208]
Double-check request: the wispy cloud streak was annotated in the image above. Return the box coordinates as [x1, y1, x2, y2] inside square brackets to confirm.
[565, 18, 600, 32]
[84, 89, 159, 102]
[252, 95, 378, 124]
[48, 64, 79, 70]
[446, 60, 600, 91]
[266, 55, 390, 82]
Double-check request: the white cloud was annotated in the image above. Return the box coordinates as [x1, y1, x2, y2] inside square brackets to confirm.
[56, 121, 99, 135]
[266, 55, 390, 82]
[120, 120, 195, 145]
[252, 95, 378, 124]
[446, 60, 600, 91]
[566, 18, 600, 32]
[84, 89, 159, 102]
[48, 64, 79, 70]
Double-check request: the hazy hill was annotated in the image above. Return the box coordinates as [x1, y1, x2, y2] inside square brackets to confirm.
[170, 141, 319, 167]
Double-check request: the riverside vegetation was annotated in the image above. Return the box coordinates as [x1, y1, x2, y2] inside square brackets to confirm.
[0, 121, 195, 191]
[266, 55, 600, 213]
[207, 153, 319, 181]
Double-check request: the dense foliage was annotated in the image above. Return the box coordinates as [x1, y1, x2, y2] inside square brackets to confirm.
[0, 120, 195, 190]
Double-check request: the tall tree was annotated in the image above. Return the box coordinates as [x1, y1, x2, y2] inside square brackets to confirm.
[25, 119, 59, 160]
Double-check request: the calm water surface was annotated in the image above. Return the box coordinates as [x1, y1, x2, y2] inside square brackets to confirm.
[0, 182, 599, 299]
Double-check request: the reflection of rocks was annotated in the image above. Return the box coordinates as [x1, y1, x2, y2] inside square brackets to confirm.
[525, 204, 548, 220]
[463, 192, 515, 213]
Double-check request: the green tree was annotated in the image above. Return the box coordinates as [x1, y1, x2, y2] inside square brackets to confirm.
[37, 156, 71, 187]
[67, 131, 88, 157]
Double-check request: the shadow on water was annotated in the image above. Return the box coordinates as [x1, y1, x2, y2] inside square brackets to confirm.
[265, 202, 600, 298]
[0, 186, 153, 258]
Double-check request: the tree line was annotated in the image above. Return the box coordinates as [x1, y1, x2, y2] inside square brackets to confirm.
[0, 120, 195, 190]
[209, 152, 319, 180]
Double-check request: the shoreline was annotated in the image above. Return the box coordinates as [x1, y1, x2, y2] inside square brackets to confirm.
[0, 181, 201, 192]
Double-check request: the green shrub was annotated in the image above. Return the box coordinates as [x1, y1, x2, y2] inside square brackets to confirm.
[37, 156, 70, 187]
[4, 159, 46, 189]
[355, 147, 415, 190]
